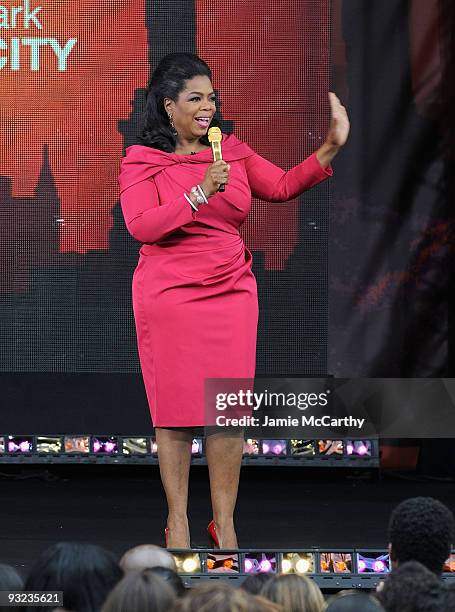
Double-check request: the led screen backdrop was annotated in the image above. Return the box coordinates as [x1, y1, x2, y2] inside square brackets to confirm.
[0, 0, 330, 375]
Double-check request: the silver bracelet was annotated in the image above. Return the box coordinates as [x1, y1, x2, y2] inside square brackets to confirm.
[184, 192, 198, 212]
[190, 185, 208, 205]
[196, 184, 208, 204]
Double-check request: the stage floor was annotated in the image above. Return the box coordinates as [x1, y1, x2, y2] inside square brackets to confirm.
[1, 465, 455, 578]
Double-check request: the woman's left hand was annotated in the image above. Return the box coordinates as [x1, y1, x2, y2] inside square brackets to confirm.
[315, 92, 350, 168]
[325, 92, 350, 147]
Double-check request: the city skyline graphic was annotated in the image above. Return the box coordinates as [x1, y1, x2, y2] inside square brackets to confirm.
[0, 0, 330, 375]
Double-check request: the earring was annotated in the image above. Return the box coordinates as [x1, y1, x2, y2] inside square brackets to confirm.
[168, 113, 178, 136]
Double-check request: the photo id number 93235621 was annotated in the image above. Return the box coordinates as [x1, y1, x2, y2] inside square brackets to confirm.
[0, 591, 63, 607]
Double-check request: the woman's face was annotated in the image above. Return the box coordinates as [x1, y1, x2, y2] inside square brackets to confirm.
[165, 75, 216, 140]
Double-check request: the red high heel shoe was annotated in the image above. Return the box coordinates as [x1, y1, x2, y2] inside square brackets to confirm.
[207, 520, 220, 548]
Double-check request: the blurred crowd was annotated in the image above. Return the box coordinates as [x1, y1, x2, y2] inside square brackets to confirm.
[0, 496, 454, 612]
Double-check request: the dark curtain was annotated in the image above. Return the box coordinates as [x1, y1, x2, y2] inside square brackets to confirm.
[330, 0, 450, 377]
[330, 0, 454, 474]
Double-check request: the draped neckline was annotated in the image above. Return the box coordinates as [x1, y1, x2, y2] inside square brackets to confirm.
[118, 133, 255, 194]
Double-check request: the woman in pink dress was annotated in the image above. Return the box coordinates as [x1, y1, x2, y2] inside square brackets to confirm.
[118, 53, 349, 548]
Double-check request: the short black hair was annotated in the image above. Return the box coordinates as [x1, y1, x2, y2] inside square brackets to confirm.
[326, 591, 384, 612]
[240, 572, 274, 595]
[377, 560, 446, 612]
[388, 496, 454, 574]
[24, 542, 123, 612]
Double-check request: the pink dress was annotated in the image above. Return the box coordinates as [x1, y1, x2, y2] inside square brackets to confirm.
[118, 134, 332, 427]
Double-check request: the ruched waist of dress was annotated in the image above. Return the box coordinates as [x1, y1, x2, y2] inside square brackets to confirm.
[137, 234, 253, 285]
[140, 233, 244, 257]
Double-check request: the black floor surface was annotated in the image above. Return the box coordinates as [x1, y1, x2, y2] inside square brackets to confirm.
[1, 465, 455, 578]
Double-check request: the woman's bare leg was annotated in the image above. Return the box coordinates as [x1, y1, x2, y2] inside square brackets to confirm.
[155, 427, 193, 548]
[205, 432, 244, 548]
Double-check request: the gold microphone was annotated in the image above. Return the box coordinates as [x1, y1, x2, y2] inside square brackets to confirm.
[208, 126, 225, 192]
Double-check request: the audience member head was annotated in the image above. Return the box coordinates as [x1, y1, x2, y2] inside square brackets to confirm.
[0, 564, 24, 612]
[24, 542, 122, 612]
[147, 566, 186, 597]
[0, 564, 23, 590]
[388, 496, 454, 575]
[252, 596, 283, 611]
[444, 582, 455, 609]
[101, 569, 176, 612]
[377, 560, 447, 611]
[260, 573, 325, 612]
[241, 572, 274, 595]
[326, 590, 385, 611]
[172, 581, 281, 611]
[120, 544, 177, 573]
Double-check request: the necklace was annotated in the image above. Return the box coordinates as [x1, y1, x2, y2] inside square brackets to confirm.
[175, 148, 197, 155]
[175, 145, 210, 156]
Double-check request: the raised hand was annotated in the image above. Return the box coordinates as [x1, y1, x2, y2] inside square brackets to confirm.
[326, 92, 350, 148]
[315, 92, 350, 168]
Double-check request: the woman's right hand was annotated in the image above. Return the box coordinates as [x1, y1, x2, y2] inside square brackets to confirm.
[201, 160, 230, 197]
